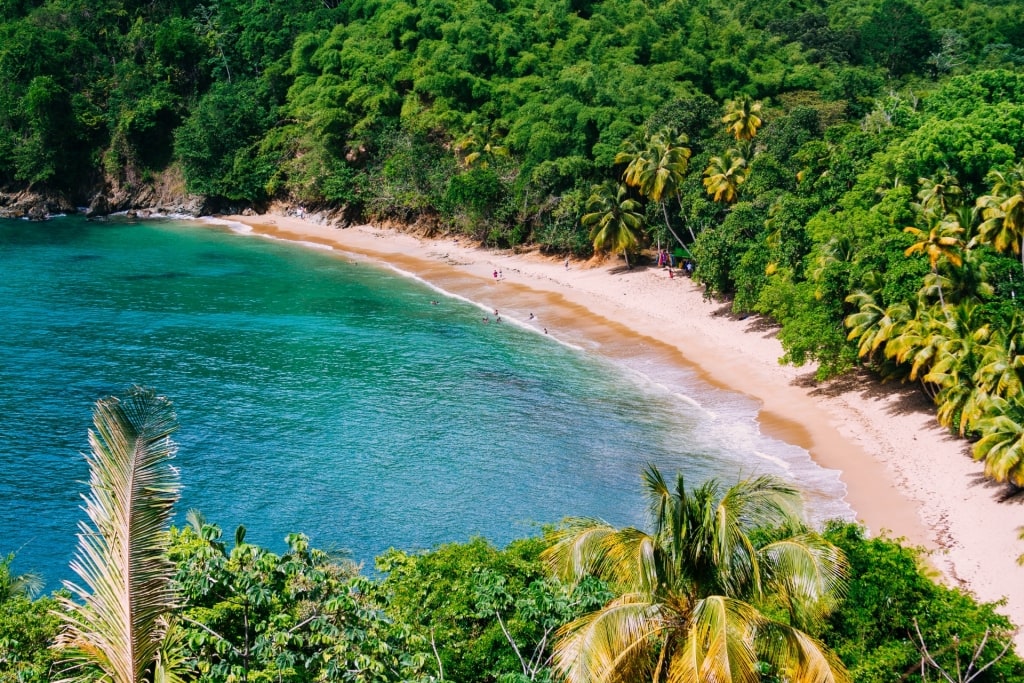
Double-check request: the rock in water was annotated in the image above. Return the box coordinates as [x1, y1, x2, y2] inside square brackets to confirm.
[86, 194, 110, 218]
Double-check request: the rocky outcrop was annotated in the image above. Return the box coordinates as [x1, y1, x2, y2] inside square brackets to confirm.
[0, 189, 77, 220]
[99, 164, 211, 217]
[1, 164, 213, 221]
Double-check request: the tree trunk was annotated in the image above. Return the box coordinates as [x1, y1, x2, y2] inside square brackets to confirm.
[661, 201, 689, 253]
[676, 192, 697, 243]
[934, 265, 950, 318]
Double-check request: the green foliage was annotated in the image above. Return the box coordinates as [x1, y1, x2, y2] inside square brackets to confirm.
[858, 0, 937, 76]
[175, 80, 278, 200]
[377, 536, 610, 683]
[0, 593, 61, 683]
[822, 522, 1024, 682]
[170, 522, 433, 683]
[691, 201, 764, 299]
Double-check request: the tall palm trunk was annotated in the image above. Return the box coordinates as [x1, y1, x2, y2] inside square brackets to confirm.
[661, 202, 689, 253]
[676, 192, 697, 243]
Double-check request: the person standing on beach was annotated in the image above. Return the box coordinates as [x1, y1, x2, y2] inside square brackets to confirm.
[493, 269, 498, 280]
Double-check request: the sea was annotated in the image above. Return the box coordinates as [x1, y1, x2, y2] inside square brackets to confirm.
[0, 214, 853, 588]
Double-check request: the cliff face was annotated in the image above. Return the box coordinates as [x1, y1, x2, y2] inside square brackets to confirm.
[0, 164, 212, 220]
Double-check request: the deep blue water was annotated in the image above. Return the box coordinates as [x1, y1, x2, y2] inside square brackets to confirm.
[0, 215, 851, 587]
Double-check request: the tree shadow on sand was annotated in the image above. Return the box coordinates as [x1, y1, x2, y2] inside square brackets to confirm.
[966, 472, 1024, 504]
[608, 262, 657, 275]
[800, 369, 1024, 505]
[795, 368, 936, 418]
[707, 302, 783, 340]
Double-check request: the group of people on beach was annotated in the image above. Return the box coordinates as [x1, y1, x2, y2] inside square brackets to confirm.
[657, 249, 694, 278]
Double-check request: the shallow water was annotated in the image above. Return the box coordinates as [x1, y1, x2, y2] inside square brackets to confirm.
[0, 215, 851, 587]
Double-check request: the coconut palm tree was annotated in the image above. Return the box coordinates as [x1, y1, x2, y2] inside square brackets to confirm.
[975, 314, 1024, 401]
[53, 387, 183, 683]
[722, 95, 763, 142]
[904, 216, 965, 310]
[923, 302, 992, 435]
[454, 121, 508, 169]
[581, 181, 645, 268]
[885, 305, 949, 394]
[972, 396, 1024, 487]
[703, 149, 748, 204]
[0, 553, 43, 603]
[845, 287, 886, 361]
[844, 272, 906, 364]
[974, 162, 1024, 271]
[542, 464, 849, 683]
[913, 172, 963, 221]
[615, 128, 694, 244]
[919, 248, 992, 307]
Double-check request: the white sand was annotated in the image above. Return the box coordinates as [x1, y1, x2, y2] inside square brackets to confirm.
[219, 211, 1024, 644]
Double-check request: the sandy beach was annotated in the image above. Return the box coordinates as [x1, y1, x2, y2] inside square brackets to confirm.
[219, 210, 1024, 645]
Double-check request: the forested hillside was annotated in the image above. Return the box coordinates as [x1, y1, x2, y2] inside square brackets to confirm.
[4, 0, 1024, 478]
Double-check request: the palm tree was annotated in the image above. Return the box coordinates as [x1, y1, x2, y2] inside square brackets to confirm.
[615, 128, 694, 244]
[975, 313, 1024, 401]
[974, 162, 1024, 271]
[904, 216, 965, 310]
[972, 396, 1024, 487]
[454, 121, 508, 169]
[919, 248, 992, 306]
[722, 95, 763, 142]
[844, 272, 902, 364]
[54, 387, 182, 683]
[581, 182, 645, 268]
[885, 305, 948, 394]
[845, 287, 886, 361]
[0, 553, 43, 603]
[703, 149, 748, 204]
[923, 302, 991, 435]
[542, 465, 849, 683]
[913, 172, 963, 220]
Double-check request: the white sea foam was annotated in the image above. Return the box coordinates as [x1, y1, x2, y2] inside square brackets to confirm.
[376, 262, 587, 350]
[199, 216, 253, 233]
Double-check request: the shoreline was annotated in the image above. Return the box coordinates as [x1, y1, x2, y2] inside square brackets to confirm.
[217, 211, 1024, 643]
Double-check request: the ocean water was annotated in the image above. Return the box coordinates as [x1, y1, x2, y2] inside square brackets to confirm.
[0, 215, 852, 588]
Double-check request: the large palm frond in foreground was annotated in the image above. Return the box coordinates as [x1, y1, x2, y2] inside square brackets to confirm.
[543, 465, 849, 683]
[54, 387, 181, 683]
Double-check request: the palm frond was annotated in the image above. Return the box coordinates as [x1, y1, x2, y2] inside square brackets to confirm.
[757, 620, 849, 683]
[544, 519, 658, 592]
[553, 593, 665, 683]
[668, 595, 761, 683]
[53, 387, 181, 683]
[759, 535, 848, 629]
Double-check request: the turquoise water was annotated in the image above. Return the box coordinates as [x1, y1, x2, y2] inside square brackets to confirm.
[0, 215, 851, 587]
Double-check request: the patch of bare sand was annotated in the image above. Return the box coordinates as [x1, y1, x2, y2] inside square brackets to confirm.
[218, 213, 1024, 645]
